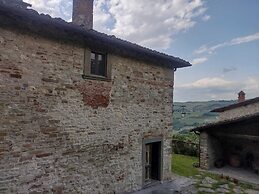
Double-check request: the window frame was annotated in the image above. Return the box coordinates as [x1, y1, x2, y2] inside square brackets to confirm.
[90, 51, 107, 77]
[142, 137, 163, 186]
[83, 49, 112, 81]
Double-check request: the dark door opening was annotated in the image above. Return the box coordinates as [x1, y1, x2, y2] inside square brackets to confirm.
[144, 141, 162, 183]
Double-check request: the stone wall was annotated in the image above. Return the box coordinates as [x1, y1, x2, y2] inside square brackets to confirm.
[199, 132, 222, 170]
[219, 102, 259, 121]
[0, 28, 174, 193]
[199, 132, 209, 169]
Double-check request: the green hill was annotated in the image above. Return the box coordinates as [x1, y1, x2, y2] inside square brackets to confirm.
[173, 100, 236, 134]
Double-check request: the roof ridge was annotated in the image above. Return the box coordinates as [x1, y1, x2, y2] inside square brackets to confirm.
[211, 97, 259, 112]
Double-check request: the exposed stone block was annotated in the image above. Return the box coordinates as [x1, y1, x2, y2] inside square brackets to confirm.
[42, 77, 59, 83]
[10, 73, 22, 79]
[40, 127, 58, 134]
[35, 152, 52, 158]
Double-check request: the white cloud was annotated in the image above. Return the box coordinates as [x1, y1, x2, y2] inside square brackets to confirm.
[194, 32, 259, 55]
[202, 15, 210, 21]
[175, 76, 259, 101]
[24, 0, 208, 50]
[191, 57, 208, 65]
[244, 77, 259, 94]
[98, 0, 208, 50]
[24, 0, 72, 20]
[230, 32, 259, 45]
[194, 42, 227, 54]
[179, 77, 235, 89]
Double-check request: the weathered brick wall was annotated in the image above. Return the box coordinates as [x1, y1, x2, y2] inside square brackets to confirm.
[219, 102, 259, 121]
[0, 28, 174, 193]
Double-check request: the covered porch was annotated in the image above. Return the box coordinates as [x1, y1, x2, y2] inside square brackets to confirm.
[192, 113, 259, 185]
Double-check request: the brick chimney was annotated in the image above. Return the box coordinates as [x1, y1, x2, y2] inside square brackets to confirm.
[72, 0, 93, 30]
[238, 91, 245, 103]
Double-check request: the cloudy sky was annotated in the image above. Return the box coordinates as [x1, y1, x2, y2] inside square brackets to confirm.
[24, 0, 259, 102]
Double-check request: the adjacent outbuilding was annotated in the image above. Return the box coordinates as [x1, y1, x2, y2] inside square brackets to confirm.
[192, 92, 259, 185]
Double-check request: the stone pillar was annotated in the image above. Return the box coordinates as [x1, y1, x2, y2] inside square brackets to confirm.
[72, 0, 93, 30]
[200, 132, 209, 169]
[200, 132, 222, 170]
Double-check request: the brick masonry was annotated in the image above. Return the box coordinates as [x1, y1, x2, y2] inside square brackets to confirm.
[0, 28, 174, 193]
[72, 0, 93, 30]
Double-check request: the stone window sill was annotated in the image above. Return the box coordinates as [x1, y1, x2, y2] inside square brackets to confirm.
[82, 74, 111, 82]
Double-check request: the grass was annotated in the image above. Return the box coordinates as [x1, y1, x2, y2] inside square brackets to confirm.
[171, 154, 258, 194]
[172, 154, 199, 177]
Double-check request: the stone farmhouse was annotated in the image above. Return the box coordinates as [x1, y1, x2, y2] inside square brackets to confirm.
[0, 0, 191, 193]
[192, 92, 259, 185]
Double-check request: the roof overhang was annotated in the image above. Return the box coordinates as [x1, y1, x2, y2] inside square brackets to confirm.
[191, 112, 259, 133]
[0, 3, 191, 69]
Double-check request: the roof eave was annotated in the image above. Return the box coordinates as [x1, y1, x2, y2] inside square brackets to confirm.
[191, 112, 259, 132]
[0, 3, 191, 69]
